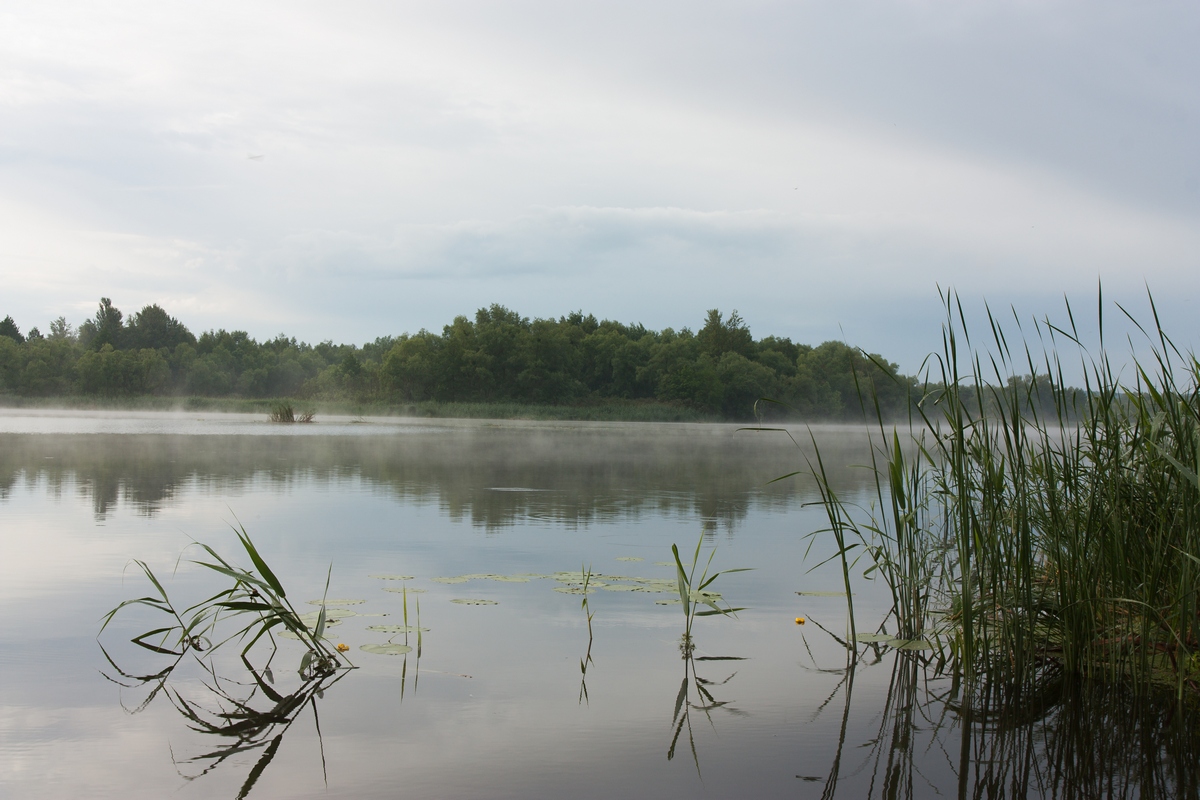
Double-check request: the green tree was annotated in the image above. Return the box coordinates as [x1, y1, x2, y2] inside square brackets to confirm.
[126, 304, 196, 351]
[48, 317, 75, 342]
[382, 333, 438, 401]
[77, 346, 170, 395]
[0, 316, 24, 344]
[697, 309, 754, 359]
[79, 298, 125, 350]
[0, 337, 20, 390]
[714, 351, 778, 418]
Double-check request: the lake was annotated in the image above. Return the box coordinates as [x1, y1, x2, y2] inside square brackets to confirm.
[0, 409, 1196, 799]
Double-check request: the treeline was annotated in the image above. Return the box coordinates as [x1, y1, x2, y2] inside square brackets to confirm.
[0, 300, 921, 419]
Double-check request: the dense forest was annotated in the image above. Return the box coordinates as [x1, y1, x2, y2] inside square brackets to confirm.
[0, 299, 921, 419]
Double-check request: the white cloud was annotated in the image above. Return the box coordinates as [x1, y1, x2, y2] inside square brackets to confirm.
[0, 0, 1196, 370]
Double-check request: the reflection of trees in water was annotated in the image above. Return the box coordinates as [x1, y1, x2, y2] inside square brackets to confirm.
[806, 647, 1200, 798]
[0, 426, 879, 528]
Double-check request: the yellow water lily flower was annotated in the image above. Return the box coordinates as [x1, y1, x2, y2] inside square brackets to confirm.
[336, 643, 350, 652]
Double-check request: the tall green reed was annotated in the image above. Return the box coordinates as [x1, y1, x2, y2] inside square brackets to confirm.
[670, 533, 749, 653]
[101, 525, 350, 672]
[812, 288, 1200, 699]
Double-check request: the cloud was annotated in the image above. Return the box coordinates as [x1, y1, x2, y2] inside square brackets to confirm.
[0, 0, 1196, 372]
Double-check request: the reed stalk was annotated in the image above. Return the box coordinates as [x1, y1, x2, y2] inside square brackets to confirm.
[811, 288, 1200, 700]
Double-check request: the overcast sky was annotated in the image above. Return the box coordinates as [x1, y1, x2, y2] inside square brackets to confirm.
[1, 1, 1196, 374]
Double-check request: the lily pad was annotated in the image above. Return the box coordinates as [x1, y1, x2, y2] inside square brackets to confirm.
[854, 633, 935, 651]
[299, 608, 356, 623]
[450, 598, 498, 605]
[895, 639, 935, 651]
[382, 587, 426, 594]
[277, 619, 342, 639]
[653, 561, 675, 567]
[554, 586, 595, 595]
[367, 625, 430, 633]
[615, 556, 644, 562]
[431, 576, 471, 584]
[656, 599, 682, 605]
[481, 575, 531, 583]
[796, 591, 849, 597]
[360, 643, 413, 655]
[601, 584, 645, 592]
[306, 598, 365, 606]
[634, 579, 678, 593]
[369, 574, 415, 581]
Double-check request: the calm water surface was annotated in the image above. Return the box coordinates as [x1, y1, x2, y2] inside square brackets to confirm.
[0, 410, 1195, 799]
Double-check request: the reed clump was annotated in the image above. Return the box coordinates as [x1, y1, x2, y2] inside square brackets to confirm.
[269, 402, 314, 423]
[100, 525, 350, 674]
[815, 290, 1200, 702]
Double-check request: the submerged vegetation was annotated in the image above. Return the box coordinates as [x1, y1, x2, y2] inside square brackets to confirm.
[805, 290, 1200, 703]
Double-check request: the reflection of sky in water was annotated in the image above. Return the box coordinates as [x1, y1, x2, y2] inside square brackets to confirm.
[1, 413, 1194, 798]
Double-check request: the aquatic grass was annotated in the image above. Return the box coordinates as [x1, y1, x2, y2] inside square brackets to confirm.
[268, 402, 314, 423]
[100, 525, 350, 672]
[805, 287, 1200, 701]
[670, 533, 750, 654]
[742, 415, 866, 655]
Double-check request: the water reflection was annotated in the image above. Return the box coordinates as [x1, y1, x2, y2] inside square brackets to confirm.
[668, 638, 746, 775]
[0, 425, 877, 527]
[100, 646, 346, 799]
[803, 637, 1200, 798]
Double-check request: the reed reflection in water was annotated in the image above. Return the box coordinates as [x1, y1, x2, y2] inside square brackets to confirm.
[800, 635, 1200, 799]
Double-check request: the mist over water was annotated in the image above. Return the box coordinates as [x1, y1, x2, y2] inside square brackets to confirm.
[0, 410, 1196, 799]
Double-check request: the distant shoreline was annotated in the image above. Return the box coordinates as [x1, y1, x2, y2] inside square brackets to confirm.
[0, 395, 722, 423]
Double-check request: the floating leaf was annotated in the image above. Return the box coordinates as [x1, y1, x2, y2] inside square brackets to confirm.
[552, 571, 596, 581]
[360, 643, 413, 655]
[796, 591, 849, 597]
[382, 587, 426, 594]
[852, 633, 936, 650]
[369, 574, 415, 581]
[278, 619, 342, 639]
[615, 556, 643, 562]
[895, 639, 935, 651]
[450, 598, 498, 605]
[483, 575, 531, 583]
[656, 599, 682, 605]
[306, 598, 365, 606]
[367, 625, 430, 633]
[653, 561, 675, 567]
[554, 587, 594, 595]
[431, 576, 471, 584]
[601, 584, 645, 592]
[299, 608, 356, 623]
[634, 579, 679, 593]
